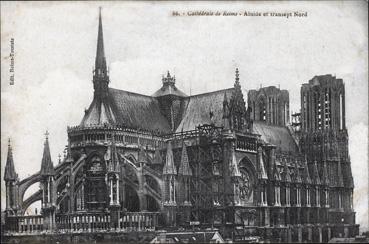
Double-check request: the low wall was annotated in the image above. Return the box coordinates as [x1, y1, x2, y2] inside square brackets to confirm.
[1, 231, 157, 244]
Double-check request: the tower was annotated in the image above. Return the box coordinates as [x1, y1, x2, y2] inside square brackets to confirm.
[248, 85, 289, 126]
[4, 139, 19, 216]
[300, 75, 355, 225]
[93, 7, 109, 100]
[40, 131, 56, 231]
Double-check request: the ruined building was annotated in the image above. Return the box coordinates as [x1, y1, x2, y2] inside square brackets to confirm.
[2, 9, 359, 243]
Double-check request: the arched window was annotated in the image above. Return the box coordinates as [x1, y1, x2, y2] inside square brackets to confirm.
[239, 168, 251, 201]
[259, 98, 266, 122]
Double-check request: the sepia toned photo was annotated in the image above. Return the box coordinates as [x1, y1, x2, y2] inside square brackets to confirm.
[1, 1, 368, 243]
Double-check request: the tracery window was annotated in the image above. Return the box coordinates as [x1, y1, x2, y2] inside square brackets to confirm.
[239, 168, 251, 201]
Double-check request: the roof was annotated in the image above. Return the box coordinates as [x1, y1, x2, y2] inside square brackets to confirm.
[176, 88, 234, 132]
[109, 88, 172, 133]
[152, 85, 187, 97]
[81, 88, 172, 133]
[80, 98, 116, 125]
[253, 121, 298, 153]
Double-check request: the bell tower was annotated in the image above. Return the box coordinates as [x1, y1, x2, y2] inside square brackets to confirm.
[300, 75, 355, 225]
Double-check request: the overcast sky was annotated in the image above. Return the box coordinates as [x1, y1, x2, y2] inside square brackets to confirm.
[1, 1, 368, 231]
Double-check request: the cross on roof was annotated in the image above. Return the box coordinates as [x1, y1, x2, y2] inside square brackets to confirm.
[44, 130, 49, 139]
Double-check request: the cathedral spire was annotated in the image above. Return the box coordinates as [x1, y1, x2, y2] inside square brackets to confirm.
[93, 7, 109, 99]
[40, 131, 55, 176]
[95, 7, 107, 74]
[4, 139, 17, 181]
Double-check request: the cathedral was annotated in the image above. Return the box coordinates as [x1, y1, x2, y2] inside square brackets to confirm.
[2, 9, 359, 243]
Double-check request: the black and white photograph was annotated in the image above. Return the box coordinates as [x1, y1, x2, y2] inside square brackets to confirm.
[1, 1, 368, 243]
